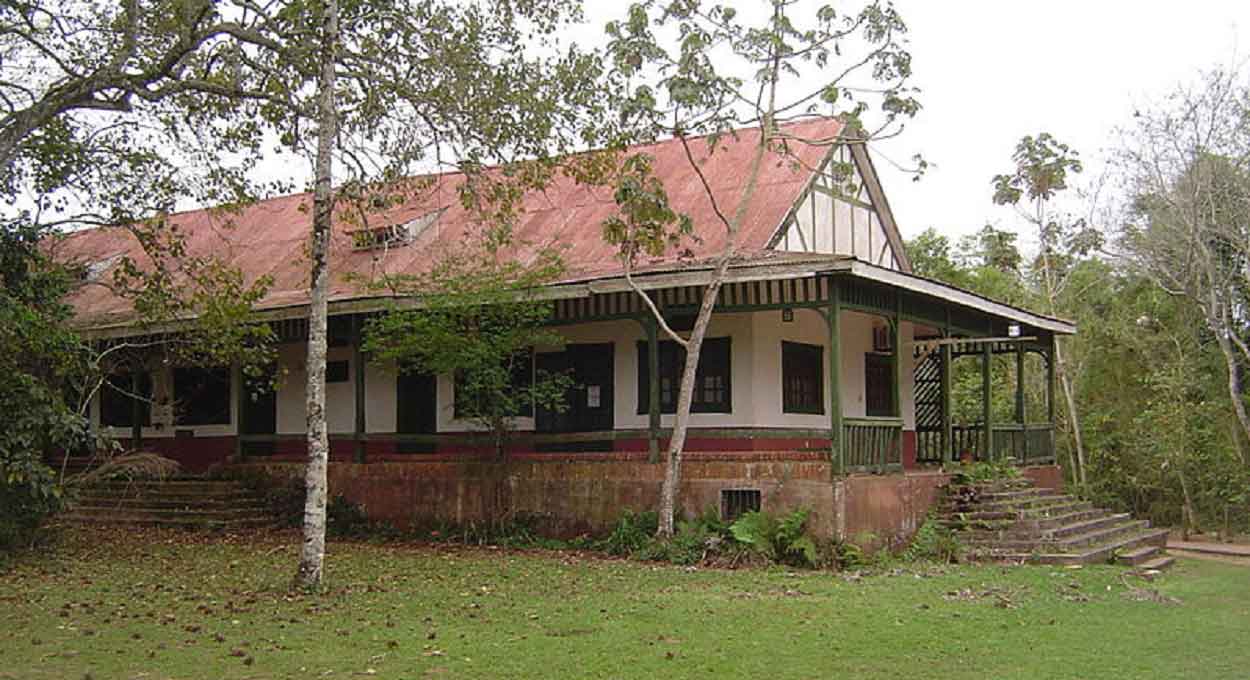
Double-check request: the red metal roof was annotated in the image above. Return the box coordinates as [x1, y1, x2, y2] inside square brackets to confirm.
[53, 118, 843, 327]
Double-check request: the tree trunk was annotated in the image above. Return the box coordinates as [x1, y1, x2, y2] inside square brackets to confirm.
[655, 122, 772, 537]
[656, 277, 723, 536]
[295, 0, 338, 590]
[1212, 325, 1250, 466]
[1035, 224, 1087, 489]
[1053, 341, 1087, 488]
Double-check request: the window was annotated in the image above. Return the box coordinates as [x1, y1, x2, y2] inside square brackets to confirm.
[100, 371, 152, 428]
[173, 366, 232, 426]
[453, 351, 534, 419]
[864, 353, 894, 417]
[637, 337, 732, 414]
[326, 360, 350, 383]
[721, 489, 761, 522]
[782, 341, 824, 415]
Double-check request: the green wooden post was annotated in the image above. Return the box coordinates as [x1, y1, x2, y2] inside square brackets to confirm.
[130, 364, 143, 450]
[1015, 341, 1026, 463]
[940, 307, 953, 463]
[644, 314, 662, 463]
[893, 291, 904, 419]
[353, 314, 367, 464]
[892, 291, 904, 473]
[982, 334, 993, 462]
[235, 362, 246, 460]
[827, 278, 844, 475]
[1046, 334, 1056, 424]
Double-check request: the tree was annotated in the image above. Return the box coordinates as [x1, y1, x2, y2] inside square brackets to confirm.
[188, 0, 610, 587]
[603, 0, 921, 536]
[1116, 69, 1250, 466]
[992, 132, 1098, 488]
[361, 242, 574, 460]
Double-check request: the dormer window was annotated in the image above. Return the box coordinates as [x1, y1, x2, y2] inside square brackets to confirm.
[350, 208, 444, 251]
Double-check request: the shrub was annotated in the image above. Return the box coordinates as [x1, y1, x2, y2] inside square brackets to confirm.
[597, 510, 658, 556]
[729, 508, 821, 568]
[640, 509, 732, 565]
[326, 494, 370, 537]
[903, 519, 961, 563]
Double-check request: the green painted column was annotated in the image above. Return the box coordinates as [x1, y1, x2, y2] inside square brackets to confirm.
[982, 330, 993, 461]
[235, 362, 246, 460]
[130, 365, 143, 449]
[1047, 335, 1057, 424]
[644, 314, 662, 463]
[1016, 341, 1027, 463]
[893, 291, 904, 419]
[940, 307, 953, 463]
[827, 279, 844, 475]
[353, 314, 367, 464]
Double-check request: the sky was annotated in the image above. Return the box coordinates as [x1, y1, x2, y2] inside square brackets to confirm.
[867, 0, 1250, 246]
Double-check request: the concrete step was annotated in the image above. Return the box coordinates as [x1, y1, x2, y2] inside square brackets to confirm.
[75, 493, 258, 506]
[1058, 519, 1151, 549]
[963, 519, 1148, 552]
[942, 495, 1078, 516]
[85, 481, 248, 494]
[1137, 555, 1176, 572]
[71, 505, 268, 520]
[989, 529, 1170, 566]
[61, 512, 271, 528]
[1116, 545, 1163, 567]
[1019, 508, 1109, 531]
[1046, 513, 1133, 540]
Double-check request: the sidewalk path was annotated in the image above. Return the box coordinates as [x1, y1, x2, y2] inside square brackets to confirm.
[1167, 540, 1250, 557]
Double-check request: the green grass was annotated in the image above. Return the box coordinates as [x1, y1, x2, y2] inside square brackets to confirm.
[1, 526, 1247, 679]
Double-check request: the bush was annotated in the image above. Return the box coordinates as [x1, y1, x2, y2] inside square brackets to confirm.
[597, 510, 657, 556]
[903, 519, 961, 563]
[0, 470, 62, 555]
[326, 494, 370, 537]
[729, 508, 821, 568]
[637, 507, 735, 565]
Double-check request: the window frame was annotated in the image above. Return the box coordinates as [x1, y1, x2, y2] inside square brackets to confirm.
[173, 365, 233, 426]
[781, 340, 825, 415]
[99, 370, 153, 428]
[452, 350, 535, 420]
[864, 351, 896, 418]
[636, 336, 732, 415]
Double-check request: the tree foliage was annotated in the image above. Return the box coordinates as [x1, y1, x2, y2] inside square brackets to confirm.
[362, 244, 574, 457]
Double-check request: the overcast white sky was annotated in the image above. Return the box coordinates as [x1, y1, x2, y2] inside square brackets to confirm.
[869, 0, 1250, 245]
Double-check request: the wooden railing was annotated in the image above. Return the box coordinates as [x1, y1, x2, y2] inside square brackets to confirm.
[992, 424, 1056, 465]
[842, 417, 903, 472]
[914, 423, 1055, 465]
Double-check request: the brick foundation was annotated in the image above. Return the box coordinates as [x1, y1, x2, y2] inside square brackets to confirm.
[236, 455, 1062, 548]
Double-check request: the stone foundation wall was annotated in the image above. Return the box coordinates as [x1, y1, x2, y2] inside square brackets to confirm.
[238, 455, 1063, 548]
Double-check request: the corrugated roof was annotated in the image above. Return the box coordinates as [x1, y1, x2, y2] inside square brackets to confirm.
[53, 118, 843, 328]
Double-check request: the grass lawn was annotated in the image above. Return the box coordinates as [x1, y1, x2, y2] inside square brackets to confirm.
[1, 526, 1247, 679]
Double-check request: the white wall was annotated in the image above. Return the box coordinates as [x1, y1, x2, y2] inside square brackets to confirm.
[91, 309, 920, 439]
[94, 359, 239, 440]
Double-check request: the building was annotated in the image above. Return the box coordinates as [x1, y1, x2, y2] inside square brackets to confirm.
[56, 117, 1073, 543]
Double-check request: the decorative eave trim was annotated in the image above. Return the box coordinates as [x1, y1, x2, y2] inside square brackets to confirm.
[838, 260, 1075, 335]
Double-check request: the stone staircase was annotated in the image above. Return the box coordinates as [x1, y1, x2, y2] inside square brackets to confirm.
[937, 478, 1174, 570]
[63, 479, 273, 529]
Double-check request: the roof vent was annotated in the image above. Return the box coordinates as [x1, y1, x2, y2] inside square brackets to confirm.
[350, 208, 444, 252]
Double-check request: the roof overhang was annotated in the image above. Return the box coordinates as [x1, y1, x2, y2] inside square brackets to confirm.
[77, 255, 1075, 339]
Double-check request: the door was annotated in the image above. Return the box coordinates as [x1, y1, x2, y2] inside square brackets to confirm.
[241, 364, 277, 455]
[536, 343, 615, 435]
[396, 370, 437, 435]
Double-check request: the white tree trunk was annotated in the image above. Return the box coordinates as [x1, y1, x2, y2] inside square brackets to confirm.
[656, 277, 723, 536]
[654, 122, 771, 537]
[295, 0, 338, 590]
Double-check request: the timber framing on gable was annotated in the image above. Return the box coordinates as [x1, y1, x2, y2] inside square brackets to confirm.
[765, 136, 912, 274]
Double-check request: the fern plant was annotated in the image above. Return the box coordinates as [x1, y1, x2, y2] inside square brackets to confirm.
[729, 508, 820, 567]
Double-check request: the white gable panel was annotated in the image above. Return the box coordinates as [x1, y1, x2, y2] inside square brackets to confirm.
[770, 143, 907, 271]
[833, 198, 854, 256]
[813, 189, 834, 252]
